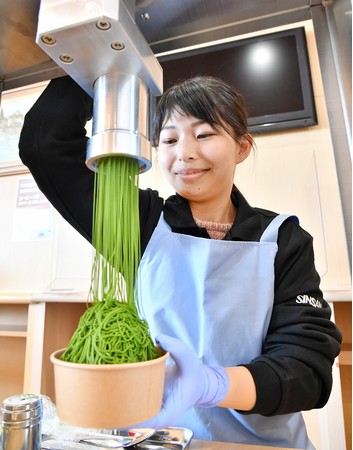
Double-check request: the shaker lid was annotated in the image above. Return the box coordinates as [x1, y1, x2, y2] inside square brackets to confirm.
[2, 394, 42, 411]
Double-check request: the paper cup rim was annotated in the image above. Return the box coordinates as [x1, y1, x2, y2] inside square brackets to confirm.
[50, 348, 168, 371]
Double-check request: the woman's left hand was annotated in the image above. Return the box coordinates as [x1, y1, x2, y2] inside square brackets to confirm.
[131, 334, 229, 430]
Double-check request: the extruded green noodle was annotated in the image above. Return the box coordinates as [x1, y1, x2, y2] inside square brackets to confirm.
[61, 296, 157, 364]
[61, 156, 158, 364]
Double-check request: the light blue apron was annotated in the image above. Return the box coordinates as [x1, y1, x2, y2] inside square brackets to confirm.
[138, 213, 314, 449]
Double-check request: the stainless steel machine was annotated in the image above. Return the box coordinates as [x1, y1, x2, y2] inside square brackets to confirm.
[36, 0, 163, 173]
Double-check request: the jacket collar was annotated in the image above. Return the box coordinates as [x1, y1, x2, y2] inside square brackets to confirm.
[163, 185, 276, 241]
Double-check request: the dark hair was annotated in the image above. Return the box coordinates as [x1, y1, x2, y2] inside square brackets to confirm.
[152, 75, 254, 148]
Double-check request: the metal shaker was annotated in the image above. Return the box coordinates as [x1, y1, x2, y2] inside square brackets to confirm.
[1, 394, 42, 450]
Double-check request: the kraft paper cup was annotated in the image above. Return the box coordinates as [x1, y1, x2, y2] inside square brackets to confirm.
[50, 348, 168, 429]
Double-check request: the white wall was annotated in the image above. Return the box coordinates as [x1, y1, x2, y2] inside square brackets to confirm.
[0, 174, 92, 293]
[0, 20, 350, 296]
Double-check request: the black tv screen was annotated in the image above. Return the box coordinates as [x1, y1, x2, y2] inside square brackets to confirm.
[157, 27, 317, 134]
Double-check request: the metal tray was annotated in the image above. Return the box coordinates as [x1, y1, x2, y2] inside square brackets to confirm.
[41, 427, 193, 450]
[115, 427, 193, 449]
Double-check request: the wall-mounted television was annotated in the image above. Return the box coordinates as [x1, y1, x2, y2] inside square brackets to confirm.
[157, 27, 318, 134]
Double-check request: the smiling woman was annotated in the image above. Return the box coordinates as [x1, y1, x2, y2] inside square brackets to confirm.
[19, 74, 341, 448]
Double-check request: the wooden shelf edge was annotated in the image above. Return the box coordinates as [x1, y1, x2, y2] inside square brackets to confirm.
[338, 350, 352, 367]
[0, 292, 32, 304]
[0, 331, 27, 338]
[0, 324, 27, 337]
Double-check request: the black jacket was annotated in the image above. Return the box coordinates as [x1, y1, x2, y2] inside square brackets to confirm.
[19, 76, 341, 417]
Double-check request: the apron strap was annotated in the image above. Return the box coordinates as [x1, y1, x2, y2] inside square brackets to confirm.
[260, 214, 299, 243]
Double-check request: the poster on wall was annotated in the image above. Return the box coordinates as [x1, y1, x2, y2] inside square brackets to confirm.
[0, 81, 48, 175]
[12, 178, 53, 241]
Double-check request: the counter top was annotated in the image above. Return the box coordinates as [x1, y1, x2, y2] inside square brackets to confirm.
[0, 289, 350, 304]
[190, 441, 294, 449]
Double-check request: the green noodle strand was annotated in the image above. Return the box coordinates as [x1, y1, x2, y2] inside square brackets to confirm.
[61, 156, 158, 364]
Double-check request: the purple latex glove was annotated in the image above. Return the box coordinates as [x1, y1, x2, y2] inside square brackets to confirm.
[133, 334, 229, 430]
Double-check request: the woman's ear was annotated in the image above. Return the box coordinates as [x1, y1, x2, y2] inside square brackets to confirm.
[236, 137, 252, 164]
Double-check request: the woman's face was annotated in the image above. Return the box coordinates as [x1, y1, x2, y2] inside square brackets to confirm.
[157, 110, 251, 202]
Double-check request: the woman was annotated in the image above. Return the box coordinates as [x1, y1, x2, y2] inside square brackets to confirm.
[19, 75, 341, 448]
